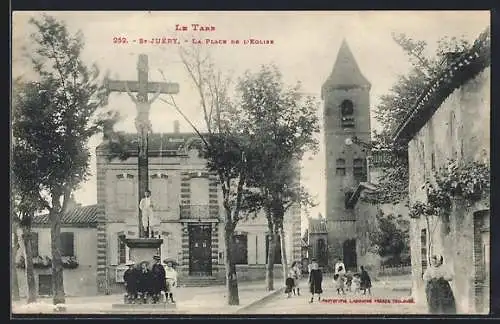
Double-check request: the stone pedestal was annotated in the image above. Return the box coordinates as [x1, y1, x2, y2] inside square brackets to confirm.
[111, 302, 177, 313]
[124, 238, 163, 263]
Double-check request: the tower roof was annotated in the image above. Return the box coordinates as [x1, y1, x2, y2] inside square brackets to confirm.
[322, 39, 371, 97]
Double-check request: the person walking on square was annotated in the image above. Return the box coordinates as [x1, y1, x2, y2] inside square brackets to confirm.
[308, 259, 323, 303]
[423, 254, 456, 314]
[360, 266, 372, 295]
[151, 255, 166, 303]
[164, 259, 178, 303]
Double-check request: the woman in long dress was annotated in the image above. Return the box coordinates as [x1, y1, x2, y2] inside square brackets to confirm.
[308, 260, 323, 303]
[423, 254, 456, 314]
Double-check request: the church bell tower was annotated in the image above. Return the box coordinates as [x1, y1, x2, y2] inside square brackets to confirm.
[322, 40, 371, 270]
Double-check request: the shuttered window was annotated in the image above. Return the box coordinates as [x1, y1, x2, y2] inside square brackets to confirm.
[61, 232, 75, 257]
[353, 158, 366, 182]
[336, 159, 346, 176]
[116, 174, 135, 210]
[31, 232, 39, 257]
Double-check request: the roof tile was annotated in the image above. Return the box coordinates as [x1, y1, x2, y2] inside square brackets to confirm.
[33, 204, 99, 225]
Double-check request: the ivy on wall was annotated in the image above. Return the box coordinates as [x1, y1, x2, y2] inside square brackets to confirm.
[409, 159, 490, 219]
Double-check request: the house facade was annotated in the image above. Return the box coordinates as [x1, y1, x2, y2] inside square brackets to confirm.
[15, 202, 99, 297]
[393, 28, 490, 314]
[96, 127, 302, 293]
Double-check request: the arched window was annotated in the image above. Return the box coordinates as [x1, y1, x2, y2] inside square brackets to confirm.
[353, 158, 366, 182]
[340, 100, 355, 129]
[336, 158, 346, 176]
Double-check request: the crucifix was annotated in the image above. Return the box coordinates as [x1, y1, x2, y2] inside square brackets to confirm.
[105, 54, 179, 238]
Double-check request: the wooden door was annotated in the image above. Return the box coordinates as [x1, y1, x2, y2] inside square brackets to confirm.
[189, 224, 212, 276]
[343, 239, 357, 272]
[38, 274, 52, 296]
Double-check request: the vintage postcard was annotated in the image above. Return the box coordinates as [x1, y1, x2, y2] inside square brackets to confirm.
[11, 11, 491, 316]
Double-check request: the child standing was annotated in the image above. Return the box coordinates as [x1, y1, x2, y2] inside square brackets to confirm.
[333, 273, 345, 295]
[285, 261, 301, 298]
[351, 273, 361, 295]
[360, 266, 372, 296]
[163, 260, 178, 303]
[344, 271, 353, 292]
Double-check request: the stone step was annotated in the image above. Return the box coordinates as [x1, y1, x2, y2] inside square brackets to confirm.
[179, 276, 225, 287]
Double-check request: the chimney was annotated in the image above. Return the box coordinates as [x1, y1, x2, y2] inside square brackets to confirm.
[173, 120, 180, 133]
[65, 194, 79, 212]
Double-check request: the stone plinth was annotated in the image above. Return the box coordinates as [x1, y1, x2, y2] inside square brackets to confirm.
[124, 238, 163, 263]
[111, 302, 177, 312]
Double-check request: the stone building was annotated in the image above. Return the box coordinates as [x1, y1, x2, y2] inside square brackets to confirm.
[305, 215, 328, 268]
[344, 151, 411, 274]
[15, 199, 99, 297]
[322, 40, 371, 270]
[393, 28, 490, 314]
[95, 125, 302, 292]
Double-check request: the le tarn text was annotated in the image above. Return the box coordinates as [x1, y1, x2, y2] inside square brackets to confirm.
[176, 24, 216, 32]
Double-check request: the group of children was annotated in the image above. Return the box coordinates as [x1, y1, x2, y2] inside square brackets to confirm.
[123, 256, 179, 304]
[285, 258, 373, 303]
[332, 258, 372, 296]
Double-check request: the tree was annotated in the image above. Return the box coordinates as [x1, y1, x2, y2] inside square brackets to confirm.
[368, 210, 410, 266]
[369, 34, 471, 205]
[13, 15, 113, 304]
[236, 65, 319, 290]
[158, 45, 259, 306]
[12, 78, 53, 304]
[11, 213, 21, 302]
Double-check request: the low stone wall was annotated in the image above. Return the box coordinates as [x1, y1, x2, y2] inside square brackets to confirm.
[176, 264, 287, 282]
[378, 265, 412, 277]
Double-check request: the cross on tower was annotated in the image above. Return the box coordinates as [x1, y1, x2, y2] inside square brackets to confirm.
[105, 54, 179, 238]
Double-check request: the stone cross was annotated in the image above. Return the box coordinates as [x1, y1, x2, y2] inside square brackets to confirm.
[105, 54, 179, 238]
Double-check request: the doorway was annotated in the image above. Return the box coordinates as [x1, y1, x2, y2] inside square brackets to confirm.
[343, 239, 357, 271]
[189, 224, 212, 276]
[38, 274, 52, 296]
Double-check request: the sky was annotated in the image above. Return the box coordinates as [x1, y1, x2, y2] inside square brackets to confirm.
[12, 11, 490, 234]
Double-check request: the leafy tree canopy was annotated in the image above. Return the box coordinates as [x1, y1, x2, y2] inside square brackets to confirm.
[370, 34, 471, 205]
